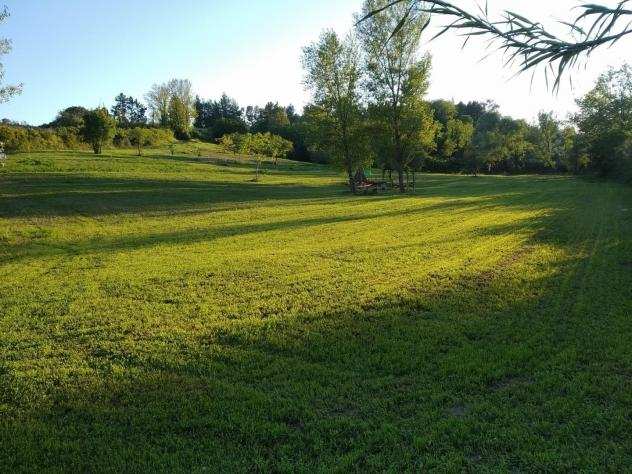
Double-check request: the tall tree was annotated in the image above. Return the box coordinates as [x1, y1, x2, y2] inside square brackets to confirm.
[111, 93, 147, 127]
[168, 96, 191, 139]
[145, 83, 171, 126]
[167, 78, 196, 126]
[533, 112, 563, 170]
[430, 100, 474, 164]
[357, 0, 436, 192]
[251, 102, 290, 134]
[303, 30, 370, 192]
[146, 79, 196, 136]
[49, 106, 88, 128]
[194, 93, 246, 138]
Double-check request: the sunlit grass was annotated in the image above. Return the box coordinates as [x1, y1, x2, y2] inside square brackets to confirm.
[1, 148, 631, 471]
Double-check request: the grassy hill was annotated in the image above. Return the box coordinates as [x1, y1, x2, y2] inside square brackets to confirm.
[1, 148, 631, 471]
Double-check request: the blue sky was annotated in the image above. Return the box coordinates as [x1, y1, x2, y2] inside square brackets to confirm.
[2, 0, 631, 125]
[1, 0, 358, 124]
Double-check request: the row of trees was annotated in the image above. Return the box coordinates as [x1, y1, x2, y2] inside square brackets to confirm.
[3, 0, 630, 181]
[218, 132, 294, 179]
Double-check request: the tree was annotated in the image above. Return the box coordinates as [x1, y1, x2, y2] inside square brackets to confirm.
[145, 83, 171, 126]
[111, 93, 147, 127]
[430, 100, 474, 165]
[250, 102, 290, 134]
[195, 94, 247, 138]
[49, 106, 88, 128]
[218, 134, 237, 154]
[361, 1, 632, 90]
[533, 112, 563, 170]
[357, 0, 437, 192]
[82, 108, 116, 155]
[302, 30, 370, 192]
[167, 79, 196, 130]
[128, 127, 147, 156]
[265, 133, 294, 166]
[574, 64, 632, 176]
[168, 96, 191, 139]
[0, 7, 21, 103]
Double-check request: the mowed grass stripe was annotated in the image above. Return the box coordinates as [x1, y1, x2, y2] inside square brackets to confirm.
[1, 148, 631, 471]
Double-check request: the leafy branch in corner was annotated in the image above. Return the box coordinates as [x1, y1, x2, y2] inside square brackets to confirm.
[359, 0, 632, 91]
[0, 6, 22, 102]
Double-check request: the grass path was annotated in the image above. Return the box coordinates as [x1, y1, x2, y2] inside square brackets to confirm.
[1, 149, 631, 471]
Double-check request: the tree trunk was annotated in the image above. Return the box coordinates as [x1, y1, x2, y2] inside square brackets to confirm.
[349, 173, 356, 194]
[397, 169, 405, 193]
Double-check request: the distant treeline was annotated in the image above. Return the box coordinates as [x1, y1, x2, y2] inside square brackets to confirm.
[2, 63, 632, 183]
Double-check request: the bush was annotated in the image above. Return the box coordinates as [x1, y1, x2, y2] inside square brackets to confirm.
[0, 123, 174, 154]
[0, 125, 66, 152]
[613, 138, 632, 183]
[113, 127, 174, 149]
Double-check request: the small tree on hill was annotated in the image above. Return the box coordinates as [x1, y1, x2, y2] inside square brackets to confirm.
[82, 108, 116, 155]
[265, 133, 294, 166]
[129, 127, 147, 156]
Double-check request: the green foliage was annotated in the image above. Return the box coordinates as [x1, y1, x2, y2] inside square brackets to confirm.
[249, 102, 291, 134]
[82, 107, 117, 155]
[358, 0, 437, 191]
[111, 93, 147, 127]
[363, 1, 632, 90]
[574, 64, 632, 179]
[430, 100, 474, 165]
[302, 30, 372, 188]
[112, 127, 175, 150]
[218, 132, 293, 163]
[128, 128, 147, 156]
[48, 106, 88, 128]
[168, 96, 192, 140]
[147, 79, 196, 137]
[194, 94, 247, 139]
[0, 125, 65, 152]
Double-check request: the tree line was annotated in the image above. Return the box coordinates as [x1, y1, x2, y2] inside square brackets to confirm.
[1, 0, 630, 186]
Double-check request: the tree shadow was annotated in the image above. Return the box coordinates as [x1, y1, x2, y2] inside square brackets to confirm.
[3, 230, 631, 471]
[1, 170, 578, 220]
[2, 171, 631, 470]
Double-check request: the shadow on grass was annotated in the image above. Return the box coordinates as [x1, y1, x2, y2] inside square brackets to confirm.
[1, 171, 577, 219]
[2, 229, 631, 471]
[2, 172, 631, 471]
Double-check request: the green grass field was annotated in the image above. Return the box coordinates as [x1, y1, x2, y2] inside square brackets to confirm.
[1, 147, 631, 472]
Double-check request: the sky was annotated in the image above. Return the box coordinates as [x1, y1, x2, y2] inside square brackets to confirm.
[1, 0, 631, 125]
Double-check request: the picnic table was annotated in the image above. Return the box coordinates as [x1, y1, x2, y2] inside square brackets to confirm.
[355, 180, 388, 194]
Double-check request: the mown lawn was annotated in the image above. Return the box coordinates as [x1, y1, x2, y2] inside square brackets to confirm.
[1, 148, 631, 472]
